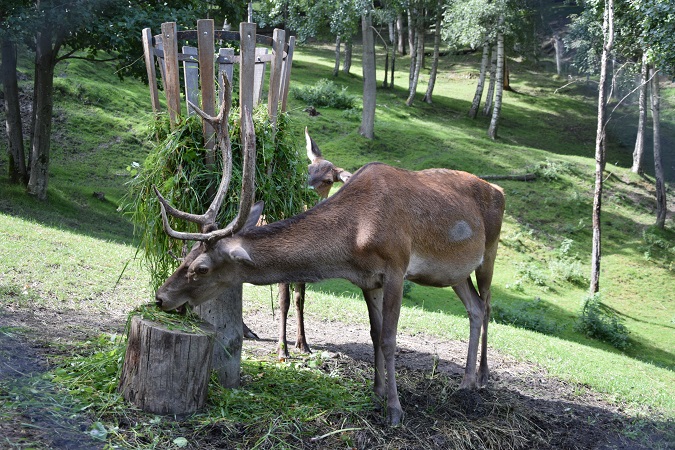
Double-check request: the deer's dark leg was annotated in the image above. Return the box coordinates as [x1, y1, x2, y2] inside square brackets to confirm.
[362, 288, 385, 400]
[243, 321, 259, 339]
[293, 282, 311, 353]
[453, 278, 485, 390]
[475, 241, 498, 387]
[277, 282, 291, 360]
[380, 277, 404, 425]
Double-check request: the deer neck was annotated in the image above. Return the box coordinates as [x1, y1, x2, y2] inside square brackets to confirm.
[235, 209, 349, 286]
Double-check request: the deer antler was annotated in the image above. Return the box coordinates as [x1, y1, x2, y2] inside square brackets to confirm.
[154, 75, 257, 244]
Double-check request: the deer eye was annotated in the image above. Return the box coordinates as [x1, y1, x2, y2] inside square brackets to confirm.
[195, 266, 209, 275]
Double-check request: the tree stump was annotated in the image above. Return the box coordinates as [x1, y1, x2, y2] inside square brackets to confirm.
[193, 284, 243, 388]
[118, 315, 215, 415]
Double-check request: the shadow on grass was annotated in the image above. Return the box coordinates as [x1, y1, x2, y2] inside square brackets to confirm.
[307, 278, 674, 372]
[0, 179, 135, 246]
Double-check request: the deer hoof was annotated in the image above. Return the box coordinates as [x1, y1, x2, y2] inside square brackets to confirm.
[387, 406, 404, 426]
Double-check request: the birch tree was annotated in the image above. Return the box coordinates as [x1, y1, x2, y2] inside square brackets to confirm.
[590, 0, 614, 295]
[360, 8, 376, 138]
[487, 14, 505, 139]
[650, 69, 666, 229]
[422, 0, 443, 104]
[631, 53, 648, 174]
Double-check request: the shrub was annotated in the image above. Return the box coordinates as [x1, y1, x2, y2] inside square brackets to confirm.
[575, 293, 630, 350]
[292, 79, 356, 109]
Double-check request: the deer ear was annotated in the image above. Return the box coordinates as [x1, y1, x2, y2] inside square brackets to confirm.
[228, 245, 253, 264]
[337, 169, 352, 183]
[305, 127, 322, 162]
[243, 201, 264, 231]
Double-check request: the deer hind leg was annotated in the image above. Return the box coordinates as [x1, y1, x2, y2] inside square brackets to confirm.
[362, 288, 386, 400]
[453, 278, 485, 390]
[293, 282, 311, 353]
[475, 242, 498, 387]
[277, 282, 292, 360]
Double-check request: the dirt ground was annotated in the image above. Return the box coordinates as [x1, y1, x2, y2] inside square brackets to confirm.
[1, 304, 672, 449]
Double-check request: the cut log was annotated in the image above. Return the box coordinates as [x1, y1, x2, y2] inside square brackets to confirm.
[118, 315, 215, 415]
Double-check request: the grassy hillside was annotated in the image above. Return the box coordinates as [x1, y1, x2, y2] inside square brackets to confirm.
[1, 33, 673, 447]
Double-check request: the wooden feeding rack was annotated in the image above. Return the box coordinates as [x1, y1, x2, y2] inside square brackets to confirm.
[142, 19, 296, 141]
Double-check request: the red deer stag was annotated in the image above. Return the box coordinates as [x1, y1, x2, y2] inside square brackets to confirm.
[154, 113, 505, 425]
[276, 128, 352, 359]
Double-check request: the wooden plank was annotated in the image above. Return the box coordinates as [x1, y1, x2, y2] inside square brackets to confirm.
[280, 35, 296, 113]
[161, 22, 181, 127]
[218, 48, 235, 106]
[267, 28, 285, 128]
[182, 46, 199, 116]
[197, 19, 216, 159]
[141, 28, 160, 113]
[158, 31, 275, 49]
[253, 47, 268, 106]
[239, 23, 256, 120]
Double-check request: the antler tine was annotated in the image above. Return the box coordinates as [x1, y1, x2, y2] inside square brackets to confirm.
[154, 185, 212, 241]
[201, 77, 233, 224]
[154, 77, 235, 242]
[206, 105, 257, 242]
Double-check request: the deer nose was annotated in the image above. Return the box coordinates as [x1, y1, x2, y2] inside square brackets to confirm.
[155, 294, 165, 308]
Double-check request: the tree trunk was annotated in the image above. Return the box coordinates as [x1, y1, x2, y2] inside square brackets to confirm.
[193, 285, 244, 388]
[553, 34, 564, 75]
[503, 53, 511, 91]
[389, 21, 397, 89]
[2, 39, 27, 185]
[483, 43, 497, 116]
[631, 53, 648, 174]
[590, 0, 614, 294]
[360, 12, 376, 139]
[397, 14, 405, 55]
[406, 18, 424, 106]
[333, 35, 341, 77]
[343, 40, 352, 75]
[487, 17, 505, 139]
[423, 1, 443, 104]
[407, 7, 415, 59]
[118, 315, 215, 415]
[27, 25, 58, 201]
[651, 69, 666, 229]
[469, 39, 490, 118]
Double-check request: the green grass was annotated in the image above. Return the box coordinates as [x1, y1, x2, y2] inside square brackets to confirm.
[0, 34, 673, 448]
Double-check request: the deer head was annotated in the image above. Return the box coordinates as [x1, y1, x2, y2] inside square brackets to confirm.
[305, 127, 351, 199]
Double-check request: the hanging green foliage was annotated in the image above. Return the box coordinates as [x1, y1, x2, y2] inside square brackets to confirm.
[122, 105, 316, 290]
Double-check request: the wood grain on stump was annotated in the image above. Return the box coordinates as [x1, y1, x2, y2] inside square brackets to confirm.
[118, 315, 215, 415]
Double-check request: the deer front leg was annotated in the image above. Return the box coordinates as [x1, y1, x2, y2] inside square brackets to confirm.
[380, 279, 404, 425]
[277, 282, 292, 360]
[453, 278, 485, 390]
[293, 282, 311, 353]
[362, 288, 385, 400]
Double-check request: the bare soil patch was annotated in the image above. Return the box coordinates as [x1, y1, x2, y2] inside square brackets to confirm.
[1, 305, 672, 449]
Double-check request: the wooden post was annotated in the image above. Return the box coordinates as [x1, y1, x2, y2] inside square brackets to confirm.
[239, 22, 256, 121]
[193, 285, 243, 387]
[182, 46, 199, 116]
[280, 36, 296, 113]
[267, 28, 285, 129]
[141, 28, 160, 113]
[118, 316, 215, 415]
[161, 22, 181, 127]
[197, 19, 216, 163]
